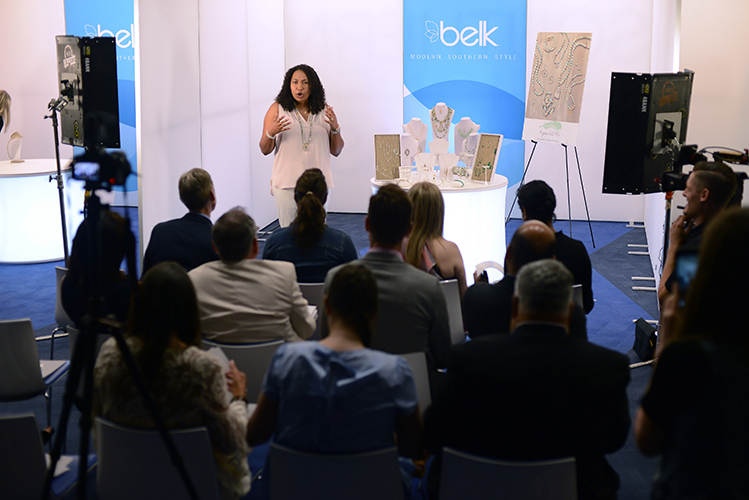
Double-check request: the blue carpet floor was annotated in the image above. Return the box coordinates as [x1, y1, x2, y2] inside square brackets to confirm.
[0, 213, 659, 499]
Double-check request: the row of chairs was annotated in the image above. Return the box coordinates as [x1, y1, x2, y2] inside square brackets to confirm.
[92, 418, 576, 500]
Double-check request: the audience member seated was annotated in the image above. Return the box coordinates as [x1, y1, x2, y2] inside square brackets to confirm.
[517, 180, 595, 313]
[636, 208, 749, 500]
[462, 220, 587, 339]
[320, 184, 451, 369]
[93, 262, 251, 500]
[189, 207, 315, 343]
[61, 210, 136, 329]
[262, 168, 357, 283]
[424, 259, 630, 500]
[657, 160, 737, 305]
[141, 168, 219, 276]
[405, 182, 468, 298]
[246, 264, 423, 492]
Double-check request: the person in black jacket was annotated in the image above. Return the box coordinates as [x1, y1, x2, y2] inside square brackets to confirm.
[141, 168, 219, 276]
[517, 179, 595, 313]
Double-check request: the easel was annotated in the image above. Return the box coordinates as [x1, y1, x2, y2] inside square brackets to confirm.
[506, 139, 596, 248]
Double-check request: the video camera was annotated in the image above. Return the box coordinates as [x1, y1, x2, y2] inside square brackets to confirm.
[69, 148, 131, 191]
[658, 144, 748, 193]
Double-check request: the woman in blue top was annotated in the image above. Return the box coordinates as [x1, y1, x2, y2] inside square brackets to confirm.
[246, 264, 423, 457]
[262, 168, 357, 283]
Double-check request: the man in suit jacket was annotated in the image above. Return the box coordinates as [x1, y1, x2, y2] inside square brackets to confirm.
[462, 220, 587, 340]
[321, 184, 451, 369]
[189, 207, 315, 343]
[424, 259, 630, 500]
[141, 168, 219, 276]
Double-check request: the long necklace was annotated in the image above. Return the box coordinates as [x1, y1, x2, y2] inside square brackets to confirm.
[430, 106, 454, 140]
[406, 122, 425, 153]
[293, 108, 313, 152]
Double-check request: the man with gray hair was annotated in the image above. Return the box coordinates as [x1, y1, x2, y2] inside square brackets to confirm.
[142, 168, 219, 275]
[424, 259, 631, 500]
[189, 207, 315, 343]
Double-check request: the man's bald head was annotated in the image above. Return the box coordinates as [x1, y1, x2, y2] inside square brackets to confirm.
[506, 220, 556, 275]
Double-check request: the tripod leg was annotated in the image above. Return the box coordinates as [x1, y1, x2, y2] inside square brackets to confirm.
[506, 140, 538, 225]
[574, 146, 596, 248]
[564, 144, 572, 236]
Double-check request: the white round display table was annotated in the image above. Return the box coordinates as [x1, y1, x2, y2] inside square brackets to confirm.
[370, 175, 508, 286]
[0, 159, 86, 263]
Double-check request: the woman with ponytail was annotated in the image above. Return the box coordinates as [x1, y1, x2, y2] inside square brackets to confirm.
[263, 168, 357, 282]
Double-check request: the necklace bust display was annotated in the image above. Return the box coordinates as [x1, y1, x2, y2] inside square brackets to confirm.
[403, 118, 427, 155]
[430, 103, 454, 141]
[454, 117, 480, 155]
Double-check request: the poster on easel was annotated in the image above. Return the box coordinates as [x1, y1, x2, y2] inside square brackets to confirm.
[374, 134, 401, 180]
[522, 32, 592, 146]
[471, 133, 503, 183]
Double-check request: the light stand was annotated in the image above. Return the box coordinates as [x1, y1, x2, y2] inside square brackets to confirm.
[45, 95, 71, 266]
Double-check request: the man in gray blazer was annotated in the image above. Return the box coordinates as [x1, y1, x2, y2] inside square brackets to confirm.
[321, 184, 451, 369]
[189, 207, 315, 343]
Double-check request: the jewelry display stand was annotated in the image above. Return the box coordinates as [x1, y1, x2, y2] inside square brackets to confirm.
[430, 103, 454, 143]
[402, 118, 427, 155]
[506, 140, 595, 247]
[460, 133, 480, 170]
[400, 134, 418, 166]
[454, 117, 480, 155]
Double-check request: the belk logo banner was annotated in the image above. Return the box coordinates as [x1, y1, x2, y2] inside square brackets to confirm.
[403, 0, 526, 184]
[64, 0, 137, 193]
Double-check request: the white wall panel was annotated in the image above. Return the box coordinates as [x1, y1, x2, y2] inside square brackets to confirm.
[136, 0, 202, 256]
[284, 0, 403, 213]
[198, 0, 253, 220]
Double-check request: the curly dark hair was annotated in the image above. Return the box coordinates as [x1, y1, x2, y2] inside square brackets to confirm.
[275, 64, 326, 114]
[517, 180, 556, 223]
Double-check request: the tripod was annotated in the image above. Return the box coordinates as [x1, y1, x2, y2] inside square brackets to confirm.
[506, 140, 596, 248]
[42, 189, 201, 500]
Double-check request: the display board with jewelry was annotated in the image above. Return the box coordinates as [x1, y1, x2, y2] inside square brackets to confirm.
[471, 133, 503, 183]
[526, 32, 592, 124]
[374, 134, 401, 180]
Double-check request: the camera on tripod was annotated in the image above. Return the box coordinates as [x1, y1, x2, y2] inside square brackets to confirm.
[70, 148, 131, 191]
[658, 144, 707, 192]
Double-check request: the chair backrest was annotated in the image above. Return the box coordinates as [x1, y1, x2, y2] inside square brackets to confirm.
[201, 339, 284, 402]
[475, 260, 505, 284]
[55, 266, 72, 329]
[269, 443, 405, 500]
[298, 282, 325, 309]
[95, 417, 221, 500]
[439, 279, 466, 345]
[572, 284, 583, 309]
[400, 351, 431, 414]
[440, 447, 577, 500]
[0, 413, 48, 500]
[299, 282, 325, 339]
[0, 319, 46, 399]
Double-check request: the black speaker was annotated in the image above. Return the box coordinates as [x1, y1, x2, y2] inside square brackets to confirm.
[633, 317, 657, 361]
[55, 36, 120, 148]
[602, 72, 694, 194]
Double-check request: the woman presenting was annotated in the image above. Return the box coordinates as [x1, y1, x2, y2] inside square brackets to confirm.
[260, 64, 344, 227]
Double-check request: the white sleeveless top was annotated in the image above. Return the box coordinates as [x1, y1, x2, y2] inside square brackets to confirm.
[271, 104, 334, 189]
